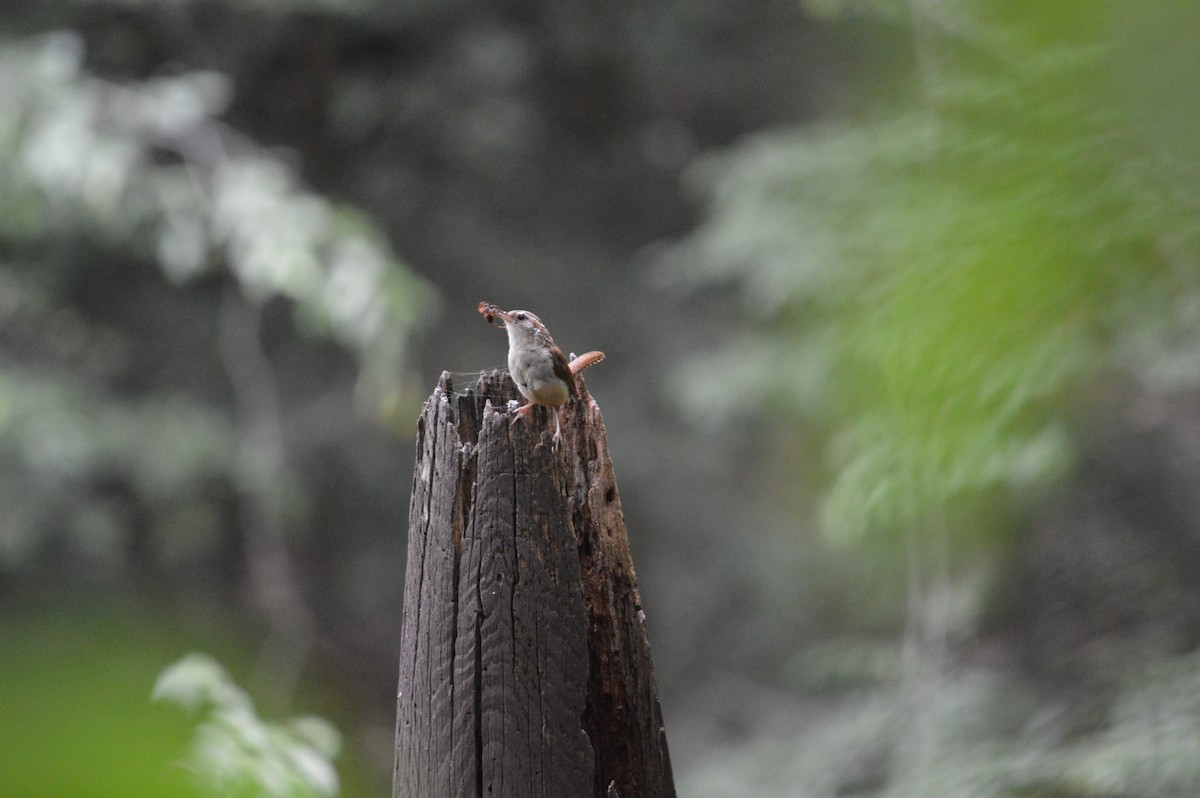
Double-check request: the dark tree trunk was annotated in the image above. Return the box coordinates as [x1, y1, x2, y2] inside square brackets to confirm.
[393, 371, 675, 798]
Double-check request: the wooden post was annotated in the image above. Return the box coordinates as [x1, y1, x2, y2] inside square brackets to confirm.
[393, 371, 675, 798]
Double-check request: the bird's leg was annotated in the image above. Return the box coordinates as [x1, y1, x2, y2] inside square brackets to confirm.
[509, 401, 536, 426]
[552, 407, 563, 450]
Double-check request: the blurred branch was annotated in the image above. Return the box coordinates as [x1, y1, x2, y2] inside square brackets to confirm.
[218, 285, 314, 708]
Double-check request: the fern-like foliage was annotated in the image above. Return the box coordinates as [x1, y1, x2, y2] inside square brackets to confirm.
[659, 1, 1200, 546]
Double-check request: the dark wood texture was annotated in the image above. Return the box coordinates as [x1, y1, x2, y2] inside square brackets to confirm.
[394, 371, 675, 798]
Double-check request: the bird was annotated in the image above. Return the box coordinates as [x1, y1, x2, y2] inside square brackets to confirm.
[478, 302, 604, 448]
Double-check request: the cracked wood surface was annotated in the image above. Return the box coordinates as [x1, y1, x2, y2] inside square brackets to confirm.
[394, 370, 675, 798]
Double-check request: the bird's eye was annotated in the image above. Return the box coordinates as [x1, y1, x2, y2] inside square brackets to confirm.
[515, 313, 526, 321]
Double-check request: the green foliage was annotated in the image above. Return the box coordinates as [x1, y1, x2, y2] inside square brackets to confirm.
[1060, 653, 1200, 797]
[681, 663, 1056, 798]
[0, 31, 431, 394]
[154, 653, 342, 798]
[0, 371, 243, 566]
[660, 1, 1200, 545]
[684, 645, 1200, 798]
[0, 29, 431, 570]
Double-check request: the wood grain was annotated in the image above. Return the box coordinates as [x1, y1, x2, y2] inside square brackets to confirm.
[394, 370, 675, 798]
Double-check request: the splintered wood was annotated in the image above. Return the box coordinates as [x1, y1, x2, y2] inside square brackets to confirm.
[393, 370, 675, 798]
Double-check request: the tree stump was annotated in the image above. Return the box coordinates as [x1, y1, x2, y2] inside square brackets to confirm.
[393, 371, 675, 798]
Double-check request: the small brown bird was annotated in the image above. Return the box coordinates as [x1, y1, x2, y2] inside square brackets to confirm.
[478, 302, 604, 447]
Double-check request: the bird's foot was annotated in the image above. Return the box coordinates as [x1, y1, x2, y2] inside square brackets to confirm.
[509, 401, 536, 426]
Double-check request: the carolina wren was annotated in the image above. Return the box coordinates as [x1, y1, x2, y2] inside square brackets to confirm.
[478, 302, 604, 448]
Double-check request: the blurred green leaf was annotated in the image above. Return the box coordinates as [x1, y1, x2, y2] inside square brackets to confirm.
[154, 653, 342, 798]
[153, 653, 250, 712]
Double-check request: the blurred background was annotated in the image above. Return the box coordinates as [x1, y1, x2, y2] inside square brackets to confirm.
[3, 0, 1200, 796]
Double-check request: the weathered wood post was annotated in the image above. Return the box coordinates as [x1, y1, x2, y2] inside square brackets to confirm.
[393, 370, 675, 798]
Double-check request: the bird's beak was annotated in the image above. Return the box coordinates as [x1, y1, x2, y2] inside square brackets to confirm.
[490, 309, 516, 327]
